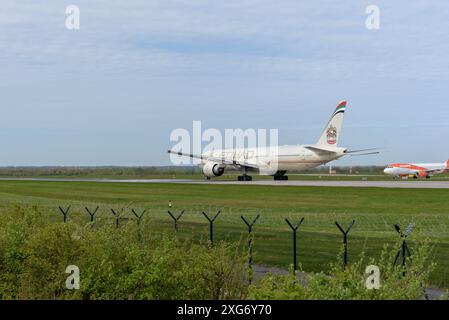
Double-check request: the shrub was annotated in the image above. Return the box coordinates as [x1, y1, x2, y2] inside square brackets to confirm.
[248, 242, 435, 300]
[0, 206, 247, 299]
[0, 206, 439, 300]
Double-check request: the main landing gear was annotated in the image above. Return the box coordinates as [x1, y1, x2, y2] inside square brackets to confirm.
[238, 167, 252, 181]
[238, 175, 252, 181]
[273, 171, 288, 181]
[274, 175, 288, 181]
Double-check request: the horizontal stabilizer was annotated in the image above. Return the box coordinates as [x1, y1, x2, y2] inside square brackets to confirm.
[348, 151, 380, 157]
[345, 148, 379, 154]
[304, 145, 338, 153]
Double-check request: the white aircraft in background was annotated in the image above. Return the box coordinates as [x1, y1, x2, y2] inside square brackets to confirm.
[168, 100, 379, 181]
[384, 160, 449, 179]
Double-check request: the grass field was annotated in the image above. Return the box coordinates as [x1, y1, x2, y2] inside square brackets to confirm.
[1, 180, 449, 288]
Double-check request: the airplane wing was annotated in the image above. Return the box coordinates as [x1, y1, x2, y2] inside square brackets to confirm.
[423, 168, 447, 174]
[167, 150, 260, 169]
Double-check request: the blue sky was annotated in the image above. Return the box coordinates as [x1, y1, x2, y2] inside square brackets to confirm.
[0, 1, 448, 166]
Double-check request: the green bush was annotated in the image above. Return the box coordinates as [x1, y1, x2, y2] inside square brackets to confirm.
[0, 206, 439, 300]
[248, 243, 436, 300]
[0, 206, 247, 300]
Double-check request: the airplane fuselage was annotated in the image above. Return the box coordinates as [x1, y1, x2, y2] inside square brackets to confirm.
[201, 145, 347, 173]
[384, 162, 448, 178]
[168, 100, 379, 180]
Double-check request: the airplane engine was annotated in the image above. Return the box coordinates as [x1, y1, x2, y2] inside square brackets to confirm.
[202, 162, 225, 177]
[417, 171, 428, 178]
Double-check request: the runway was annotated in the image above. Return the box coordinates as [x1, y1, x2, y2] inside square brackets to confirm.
[1, 178, 449, 189]
[198, 180, 449, 189]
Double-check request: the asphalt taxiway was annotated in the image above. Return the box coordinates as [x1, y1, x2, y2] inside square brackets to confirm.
[1, 178, 449, 189]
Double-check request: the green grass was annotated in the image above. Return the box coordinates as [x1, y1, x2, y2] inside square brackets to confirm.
[1, 180, 449, 288]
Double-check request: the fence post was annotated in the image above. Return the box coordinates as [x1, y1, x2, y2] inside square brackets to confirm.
[241, 214, 260, 284]
[85, 206, 99, 222]
[285, 217, 305, 272]
[58, 205, 71, 223]
[393, 223, 414, 276]
[167, 210, 185, 233]
[110, 208, 124, 228]
[202, 210, 221, 245]
[131, 209, 146, 225]
[335, 220, 355, 270]
[131, 209, 146, 242]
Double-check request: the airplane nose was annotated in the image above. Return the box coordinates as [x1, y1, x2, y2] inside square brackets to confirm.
[384, 168, 392, 174]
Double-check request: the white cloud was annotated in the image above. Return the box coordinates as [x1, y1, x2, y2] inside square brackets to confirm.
[0, 0, 447, 80]
[0, 1, 449, 165]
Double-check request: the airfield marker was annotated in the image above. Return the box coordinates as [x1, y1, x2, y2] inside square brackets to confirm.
[167, 210, 185, 233]
[335, 220, 355, 270]
[285, 217, 305, 272]
[202, 210, 221, 245]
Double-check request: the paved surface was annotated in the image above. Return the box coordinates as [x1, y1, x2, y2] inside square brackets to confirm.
[204, 180, 449, 189]
[2, 178, 449, 189]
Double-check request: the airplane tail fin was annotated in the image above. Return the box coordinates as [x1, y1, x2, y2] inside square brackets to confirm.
[446, 158, 449, 169]
[316, 100, 347, 147]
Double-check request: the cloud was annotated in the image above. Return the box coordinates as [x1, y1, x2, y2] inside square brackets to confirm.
[0, 0, 449, 165]
[0, 0, 447, 80]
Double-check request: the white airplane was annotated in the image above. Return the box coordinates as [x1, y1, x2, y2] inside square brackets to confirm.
[384, 160, 449, 179]
[168, 100, 378, 181]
